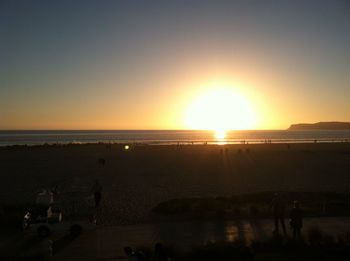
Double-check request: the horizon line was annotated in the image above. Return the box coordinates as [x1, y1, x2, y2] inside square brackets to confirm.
[0, 128, 287, 132]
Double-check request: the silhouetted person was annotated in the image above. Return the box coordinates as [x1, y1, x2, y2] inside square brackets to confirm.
[91, 180, 102, 208]
[153, 243, 169, 261]
[289, 200, 303, 240]
[271, 193, 287, 235]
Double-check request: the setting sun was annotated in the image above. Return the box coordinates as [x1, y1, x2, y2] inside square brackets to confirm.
[214, 129, 226, 139]
[185, 87, 257, 133]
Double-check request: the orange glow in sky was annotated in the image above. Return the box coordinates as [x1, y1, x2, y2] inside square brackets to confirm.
[1, 1, 349, 130]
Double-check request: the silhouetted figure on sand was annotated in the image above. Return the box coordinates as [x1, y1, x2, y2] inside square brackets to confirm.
[271, 193, 287, 235]
[153, 243, 169, 261]
[289, 200, 303, 240]
[91, 180, 102, 208]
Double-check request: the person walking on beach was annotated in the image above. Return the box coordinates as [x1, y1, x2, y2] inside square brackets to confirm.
[271, 193, 287, 235]
[91, 179, 102, 208]
[289, 200, 303, 240]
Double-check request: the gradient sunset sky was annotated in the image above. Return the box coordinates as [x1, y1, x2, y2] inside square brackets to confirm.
[1, 0, 349, 130]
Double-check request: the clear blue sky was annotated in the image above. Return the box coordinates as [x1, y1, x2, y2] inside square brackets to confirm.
[1, 0, 349, 129]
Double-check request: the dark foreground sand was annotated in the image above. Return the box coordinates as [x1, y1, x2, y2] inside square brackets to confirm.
[52, 217, 350, 261]
[0, 143, 350, 225]
[2, 217, 350, 260]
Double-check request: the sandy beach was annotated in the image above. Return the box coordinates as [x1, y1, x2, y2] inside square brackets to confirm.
[0, 143, 350, 225]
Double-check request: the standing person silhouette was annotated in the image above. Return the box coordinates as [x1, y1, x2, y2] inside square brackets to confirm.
[91, 179, 102, 208]
[289, 200, 303, 240]
[271, 193, 287, 235]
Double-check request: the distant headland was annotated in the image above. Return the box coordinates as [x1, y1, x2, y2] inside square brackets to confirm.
[288, 121, 350, 130]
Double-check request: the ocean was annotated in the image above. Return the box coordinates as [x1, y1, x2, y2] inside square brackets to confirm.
[1, 130, 350, 146]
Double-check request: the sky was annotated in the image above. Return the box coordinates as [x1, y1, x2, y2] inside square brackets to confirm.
[1, 0, 349, 130]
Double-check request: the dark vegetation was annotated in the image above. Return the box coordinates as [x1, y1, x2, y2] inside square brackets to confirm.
[152, 191, 350, 220]
[132, 227, 350, 261]
[2, 227, 350, 260]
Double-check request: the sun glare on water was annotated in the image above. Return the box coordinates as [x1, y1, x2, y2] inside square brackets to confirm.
[185, 87, 256, 139]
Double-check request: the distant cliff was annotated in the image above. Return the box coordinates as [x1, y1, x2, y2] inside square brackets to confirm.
[288, 122, 350, 130]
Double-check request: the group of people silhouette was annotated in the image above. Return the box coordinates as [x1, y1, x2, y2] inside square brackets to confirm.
[271, 193, 303, 239]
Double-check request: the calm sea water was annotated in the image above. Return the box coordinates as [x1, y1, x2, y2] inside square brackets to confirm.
[0, 130, 350, 146]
